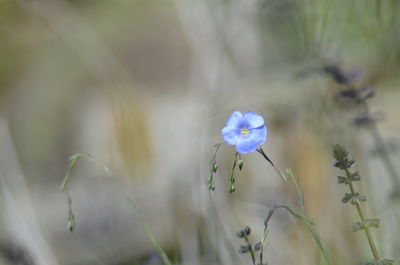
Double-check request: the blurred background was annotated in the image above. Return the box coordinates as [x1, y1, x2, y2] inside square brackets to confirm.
[0, 0, 399, 264]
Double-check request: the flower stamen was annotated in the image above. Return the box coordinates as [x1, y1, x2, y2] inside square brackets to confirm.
[241, 127, 250, 136]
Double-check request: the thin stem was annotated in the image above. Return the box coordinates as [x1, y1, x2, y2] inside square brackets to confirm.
[256, 147, 275, 167]
[259, 225, 268, 265]
[243, 235, 256, 265]
[210, 142, 224, 164]
[231, 152, 239, 174]
[256, 147, 287, 182]
[229, 152, 239, 192]
[344, 168, 381, 261]
[207, 142, 225, 190]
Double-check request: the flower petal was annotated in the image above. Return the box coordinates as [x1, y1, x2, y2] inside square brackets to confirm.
[225, 111, 244, 129]
[222, 126, 241, 145]
[235, 126, 267, 154]
[244, 111, 264, 129]
[252, 125, 267, 144]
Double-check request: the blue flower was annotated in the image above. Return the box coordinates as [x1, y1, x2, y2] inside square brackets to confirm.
[221, 111, 267, 154]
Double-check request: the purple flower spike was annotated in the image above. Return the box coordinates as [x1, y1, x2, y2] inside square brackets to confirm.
[221, 111, 267, 154]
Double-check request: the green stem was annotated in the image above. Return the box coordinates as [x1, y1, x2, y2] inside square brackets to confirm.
[345, 168, 381, 261]
[256, 147, 287, 182]
[243, 235, 256, 265]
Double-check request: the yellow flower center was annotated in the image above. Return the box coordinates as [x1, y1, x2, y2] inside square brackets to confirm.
[240, 127, 249, 136]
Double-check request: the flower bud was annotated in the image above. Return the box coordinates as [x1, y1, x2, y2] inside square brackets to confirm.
[238, 160, 244, 170]
[208, 176, 215, 191]
[236, 230, 245, 238]
[244, 226, 251, 235]
[212, 162, 218, 173]
[230, 175, 235, 184]
[238, 245, 249, 254]
[253, 242, 262, 251]
[67, 215, 76, 232]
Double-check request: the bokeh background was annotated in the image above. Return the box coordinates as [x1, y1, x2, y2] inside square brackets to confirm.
[0, 0, 399, 264]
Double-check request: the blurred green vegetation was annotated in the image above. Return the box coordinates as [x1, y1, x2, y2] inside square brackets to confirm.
[0, 0, 399, 264]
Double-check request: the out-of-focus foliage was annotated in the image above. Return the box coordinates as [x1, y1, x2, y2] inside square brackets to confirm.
[0, 0, 399, 265]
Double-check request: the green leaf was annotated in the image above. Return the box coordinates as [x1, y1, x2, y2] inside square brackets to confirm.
[277, 169, 287, 182]
[352, 221, 363, 232]
[60, 153, 87, 191]
[285, 169, 304, 208]
[342, 193, 366, 204]
[342, 193, 353, 203]
[333, 144, 348, 161]
[213, 142, 225, 148]
[337, 176, 349, 184]
[68, 152, 87, 161]
[352, 219, 380, 232]
[349, 171, 361, 181]
[354, 193, 367, 204]
[365, 218, 380, 229]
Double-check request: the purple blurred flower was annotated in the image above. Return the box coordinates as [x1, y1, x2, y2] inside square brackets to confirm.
[323, 64, 361, 85]
[221, 111, 267, 154]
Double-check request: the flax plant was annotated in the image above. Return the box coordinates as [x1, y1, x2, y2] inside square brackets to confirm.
[211, 111, 330, 265]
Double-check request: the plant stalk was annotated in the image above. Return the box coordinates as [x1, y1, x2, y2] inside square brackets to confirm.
[344, 168, 381, 261]
[243, 235, 256, 265]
